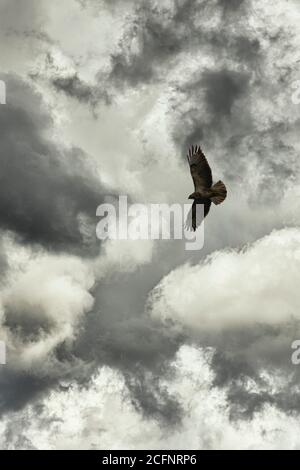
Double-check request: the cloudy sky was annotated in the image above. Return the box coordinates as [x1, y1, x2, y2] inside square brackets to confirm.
[0, 0, 300, 450]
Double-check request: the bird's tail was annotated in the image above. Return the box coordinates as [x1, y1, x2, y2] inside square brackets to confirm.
[211, 180, 227, 205]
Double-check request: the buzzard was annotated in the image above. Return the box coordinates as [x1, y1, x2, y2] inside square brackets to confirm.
[186, 145, 227, 231]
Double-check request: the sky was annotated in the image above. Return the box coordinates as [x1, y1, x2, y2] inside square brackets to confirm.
[0, 0, 300, 450]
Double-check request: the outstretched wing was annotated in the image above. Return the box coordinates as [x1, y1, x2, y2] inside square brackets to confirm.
[185, 199, 211, 232]
[187, 145, 212, 191]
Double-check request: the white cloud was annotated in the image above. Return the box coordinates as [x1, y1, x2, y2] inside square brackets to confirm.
[149, 228, 300, 331]
[0, 238, 94, 371]
[0, 231, 157, 373]
[1, 344, 300, 450]
[95, 238, 154, 277]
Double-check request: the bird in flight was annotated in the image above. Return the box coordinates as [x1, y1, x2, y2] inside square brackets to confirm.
[186, 145, 227, 231]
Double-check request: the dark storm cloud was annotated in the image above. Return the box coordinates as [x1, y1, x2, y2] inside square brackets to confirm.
[52, 74, 96, 104]
[124, 366, 183, 425]
[205, 321, 300, 418]
[72, 260, 186, 422]
[201, 69, 249, 117]
[3, 309, 55, 343]
[0, 350, 95, 415]
[0, 370, 54, 414]
[69, 1, 259, 116]
[31, 52, 112, 109]
[108, 0, 195, 87]
[173, 67, 251, 153]
[217, 0, 246, 13]
[51, 73, 111, 110]
[106, 0, 256, 89]
[0, 74, 108, 254]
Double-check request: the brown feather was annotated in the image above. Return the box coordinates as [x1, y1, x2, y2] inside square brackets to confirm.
[187, 145, 213, 191]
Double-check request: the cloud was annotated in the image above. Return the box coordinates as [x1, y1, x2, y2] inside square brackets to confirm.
[2, 255, 94, 361]
[2, 345, 300, 450]
[149, 228, 300, 331]
[105, 0, 258, 93]
[0, 236, 95, 413]
[148, 228, 300, 417]
[52, 74, 97, 105]
[1, 0, 300, 450]
[0, 73, 108, 253]
[35, 51, 111, 108]
[0, 0, 43, 32]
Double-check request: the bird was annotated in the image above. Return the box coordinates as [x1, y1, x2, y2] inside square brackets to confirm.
[186, 144, 227, 231]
